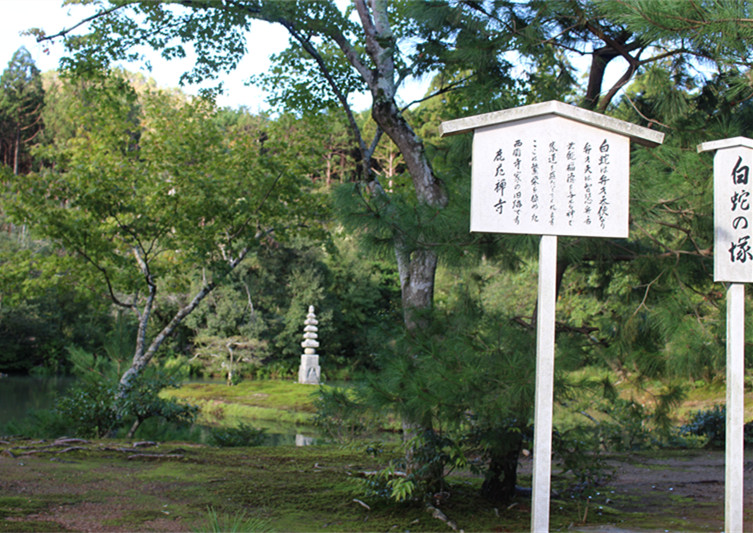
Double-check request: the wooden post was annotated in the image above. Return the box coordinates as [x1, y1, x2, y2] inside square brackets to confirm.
[698, 137, 753, 533]
[531, 234, 557, 533]
[726, 283, 745, 533]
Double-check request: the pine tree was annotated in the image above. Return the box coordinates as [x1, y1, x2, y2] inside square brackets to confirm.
[0, 47, 44, 175]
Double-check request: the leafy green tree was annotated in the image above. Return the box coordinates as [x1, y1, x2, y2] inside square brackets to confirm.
[411, 0, 752, 386]
[384, 0, 753, 499]
[35, 0, 452, 336]
[0, 198, 112, 373]
[8, 71, 314, 394]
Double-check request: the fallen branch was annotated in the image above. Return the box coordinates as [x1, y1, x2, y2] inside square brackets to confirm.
[53, 438, 90, 446]
[11, 446, 87, 456]
[352, 498, 371, 510]
[103, 446, 143, 453]
[426, 503, 459, 531]
[126, 454, 185, 461]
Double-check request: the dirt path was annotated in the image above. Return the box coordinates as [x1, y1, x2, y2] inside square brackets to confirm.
[553, 448, 753, 531]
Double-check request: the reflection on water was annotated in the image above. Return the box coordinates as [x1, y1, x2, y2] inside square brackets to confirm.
[295, 434, 316, 446]
[0, 375, 321, 446]
[0, 375, 74, 427]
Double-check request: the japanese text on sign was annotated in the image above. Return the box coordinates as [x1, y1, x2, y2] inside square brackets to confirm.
[728, 156, 752, 263]
[471, 116, 629, 238]
[713, 147, 753, 282]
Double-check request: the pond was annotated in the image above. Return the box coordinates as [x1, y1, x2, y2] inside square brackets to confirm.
[0, 375, 319, 446]
[0, 375, 75, 428]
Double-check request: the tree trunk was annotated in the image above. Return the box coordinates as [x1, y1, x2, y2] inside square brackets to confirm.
[371, 99, 447, 208]
[118, 279, 217, 397]
[226, 341, 235, 386]
[583, 46, 619, 111]
[13, 127, 20, 176]
[481, 434, 524, 503]
[126, 419, 142, 439]
[395, 236, 438, 331]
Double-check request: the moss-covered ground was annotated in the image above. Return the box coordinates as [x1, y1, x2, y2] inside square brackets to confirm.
[0, 439, 743, 532]
[0, 379, 744, 531]
[0, 440, 526, 532]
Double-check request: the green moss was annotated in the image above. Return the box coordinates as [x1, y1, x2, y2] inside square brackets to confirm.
[0, 496, 50, 518]
[0, 520, 70, 532]
[165, 381, 319, 413]
[0, 436, 730, 531]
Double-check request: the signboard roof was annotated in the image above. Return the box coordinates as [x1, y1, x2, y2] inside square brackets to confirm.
[698, 136, 753, 153]
[439, 100, 665, 147]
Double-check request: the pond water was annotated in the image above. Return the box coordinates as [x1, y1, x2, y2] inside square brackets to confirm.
[0, 375, 75, 428]
[0, 375, 319, 446]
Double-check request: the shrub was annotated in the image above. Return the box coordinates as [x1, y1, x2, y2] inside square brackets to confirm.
[598, 398, 653, 451]
[313, 386, 374, 443]
[2, 408, 70, 439]
[358, 429, 465, 503]
[553, 426, 612, 496]
[55, 381, 119, 438]
[117, 373, 199, 438]
[680, 405, 726, 448]
[51, 365, 197, 439]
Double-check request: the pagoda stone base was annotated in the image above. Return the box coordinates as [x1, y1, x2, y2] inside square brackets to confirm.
[298, 354, 320, 385]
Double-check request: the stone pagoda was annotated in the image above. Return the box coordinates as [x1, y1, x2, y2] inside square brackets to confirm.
[298, 305, 321, 385]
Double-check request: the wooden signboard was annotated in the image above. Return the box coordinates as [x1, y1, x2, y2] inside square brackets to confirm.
[470, 116, 630, 238]
[441, 101, 663, 533]
[699, 137, 753, 283]
[698, 136, 753, 533]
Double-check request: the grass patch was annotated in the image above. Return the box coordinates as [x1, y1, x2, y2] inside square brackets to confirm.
[201, 506, 274, 533]
[165, 381, 319, 413]
[101, 509, 171, 528]
[163, 380, 323, 437]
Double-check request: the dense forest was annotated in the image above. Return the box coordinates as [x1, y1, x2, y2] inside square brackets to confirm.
[3, 0, 753, 504]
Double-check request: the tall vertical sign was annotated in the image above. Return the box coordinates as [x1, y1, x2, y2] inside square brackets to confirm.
[441, 101, 663, 533]
[698, 136, 753, 533]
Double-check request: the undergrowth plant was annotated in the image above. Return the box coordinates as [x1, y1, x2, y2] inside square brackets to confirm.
[679, 404, 736, 448]
[199, 506, 274, 533]
[313, 386, 377, 443]
[13, 346, 198, 439]
[357, 428, 465, 503]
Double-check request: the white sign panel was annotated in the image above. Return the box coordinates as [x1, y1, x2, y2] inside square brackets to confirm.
[470, 116, 630, 238]
[713, 146, 753, 282]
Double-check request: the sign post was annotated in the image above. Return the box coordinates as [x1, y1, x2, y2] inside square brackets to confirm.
[441, 101, 663, 532]
[532, 233, 557, 531]
[697, 136, 753, 533]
